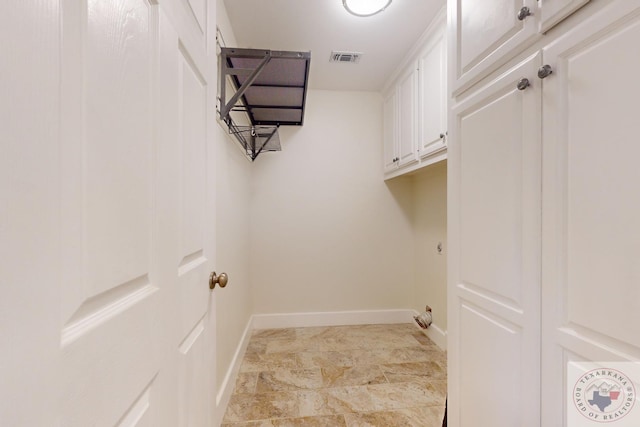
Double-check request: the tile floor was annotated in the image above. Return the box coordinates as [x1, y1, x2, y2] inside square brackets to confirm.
[221, 323, 447, 426]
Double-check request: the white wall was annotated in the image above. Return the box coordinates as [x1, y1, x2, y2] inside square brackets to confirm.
[411, 161, 447, 332]
[249, 90, 416, 315]
[214, 0, 253, 394]
[215, 4, 448, 385]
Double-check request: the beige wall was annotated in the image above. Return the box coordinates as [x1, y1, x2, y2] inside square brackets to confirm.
[411, 161, 447, 330]
[214, 0, 253, 392]
[249, 90, 416, 314]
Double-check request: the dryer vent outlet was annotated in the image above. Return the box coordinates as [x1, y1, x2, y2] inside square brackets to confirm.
[414, 306, 433, 329]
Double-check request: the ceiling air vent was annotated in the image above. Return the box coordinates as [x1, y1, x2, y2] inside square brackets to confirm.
[330, 51, 362, 63]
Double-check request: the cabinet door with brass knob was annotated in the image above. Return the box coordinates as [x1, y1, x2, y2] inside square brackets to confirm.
[449, 52, 542, 427]
[451, 0, 539, 94]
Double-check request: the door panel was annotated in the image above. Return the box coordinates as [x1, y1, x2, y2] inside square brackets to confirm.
[452, 0, 539, 94]
[83, 0, 153, 297]
[540, 0, 590, 33]
[449, 53, 541, 426]
[459, 87, 524, 306]
[179, 320, 208, 427]
[187, 0, 207, 35]
[61, 0, 155, 331]
[178, 48, 209, 336]
[564, 25, 640, 348]
[459, 303, 522, 426]
[0, 1, 61, 424]
[59, 1, 163, 424]
[542, 1, 640, 423]
[116, 382, 155, 427]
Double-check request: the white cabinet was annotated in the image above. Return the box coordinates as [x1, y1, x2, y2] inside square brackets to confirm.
[382, 68, 418, 174]
[450, 0, 591, 94]
[449, 0, 640, 425]
[382, 9, 446, 179]
[418, 30, 446, 159]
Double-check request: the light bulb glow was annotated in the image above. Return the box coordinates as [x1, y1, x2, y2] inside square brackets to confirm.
[342, 0, 392, 17]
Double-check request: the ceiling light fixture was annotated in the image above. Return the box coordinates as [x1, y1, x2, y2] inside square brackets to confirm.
[342, 0, 392, 17]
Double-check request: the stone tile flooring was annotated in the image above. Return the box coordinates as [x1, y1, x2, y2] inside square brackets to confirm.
[221, 323, 447, 426]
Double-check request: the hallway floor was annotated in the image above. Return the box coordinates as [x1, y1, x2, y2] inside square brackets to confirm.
[221, 323, 447, 426]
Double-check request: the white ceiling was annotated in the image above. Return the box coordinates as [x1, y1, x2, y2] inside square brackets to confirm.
[222, 0, 445, 91]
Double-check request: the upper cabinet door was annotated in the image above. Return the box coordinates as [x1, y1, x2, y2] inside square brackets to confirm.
[383, 89, 398, 173]
[540, 0, 590, 33]
[419, 28, 446, 159]
[397, 66, 418, 167]
[450, 0, 539, 94]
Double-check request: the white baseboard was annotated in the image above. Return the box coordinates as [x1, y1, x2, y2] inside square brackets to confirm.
[424, 322, 447, 351]
[251, 309, 416, 330]
[214, 316, 254, 426]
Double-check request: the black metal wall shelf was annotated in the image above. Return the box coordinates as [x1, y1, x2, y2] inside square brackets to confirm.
[219, 47, 311, 161]
[227, 122, 281, 162]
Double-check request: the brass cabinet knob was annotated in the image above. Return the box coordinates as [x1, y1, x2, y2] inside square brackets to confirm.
[209, 271, 229, 289]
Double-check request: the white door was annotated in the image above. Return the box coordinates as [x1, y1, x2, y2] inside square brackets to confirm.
[0, 0, 217, 425]
[541, 0, 640, 424]
[448, 53, 542, 426]
[157, 6, 218, 426]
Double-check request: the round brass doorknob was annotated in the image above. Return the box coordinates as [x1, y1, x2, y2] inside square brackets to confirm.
[209, 272, 229, 289]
